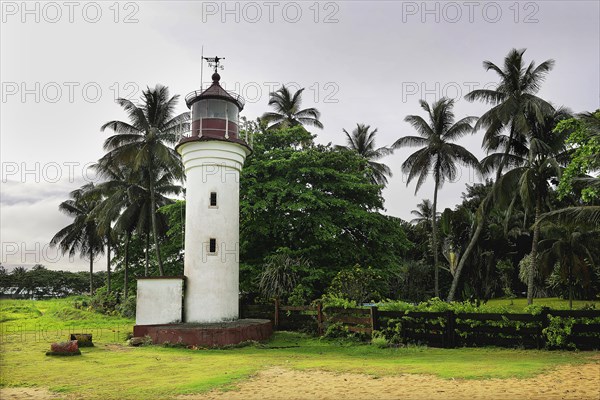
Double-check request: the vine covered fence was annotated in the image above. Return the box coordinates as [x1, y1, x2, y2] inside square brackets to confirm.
[241, 302, 600, 350]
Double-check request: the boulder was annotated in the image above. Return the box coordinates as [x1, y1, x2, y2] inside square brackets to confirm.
[46, 340, 81, 356]
[70, 333, 93, 347]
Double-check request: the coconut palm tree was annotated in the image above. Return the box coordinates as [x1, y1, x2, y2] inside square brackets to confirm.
[50, 183, 104, 295]
[539, 223, 599, 309]
[261, 85, 323, 130]
[492, 107, 571, 304]
[447, 49, 555, 301]
[99, 85, 188, 276]
[337, 124, 394, 186]
[394, 98, 480, 297]
[93, 160, 179, 290]
[410, 199, 437, 227]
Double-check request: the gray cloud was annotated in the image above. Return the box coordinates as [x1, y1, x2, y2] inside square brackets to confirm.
[1, 1, 598, 271]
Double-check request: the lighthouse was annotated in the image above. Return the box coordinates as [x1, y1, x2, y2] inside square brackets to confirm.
[134, 58, 271, 346]
[176, 58, 251, 323]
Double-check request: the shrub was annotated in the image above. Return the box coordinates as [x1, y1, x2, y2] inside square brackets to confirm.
[117, 295, 136, 318]
[371, 331, 389, 348]
[319, 293, 359, 310]
[89, 287, 119, 315]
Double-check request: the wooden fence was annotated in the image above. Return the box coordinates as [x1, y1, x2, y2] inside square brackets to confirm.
[240, 302, 600, 350]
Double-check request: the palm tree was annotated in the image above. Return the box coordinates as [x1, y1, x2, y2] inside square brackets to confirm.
[337, 124, 394, 186]
[394, 98, 480, 297]
[447, 49, 555, 301]
[93, 160, 179, 294]
[410, 199, 437, 227]
[258, 252, 309, 303]
[50, 184, 104, 295]
[99, 85, 188, 276]
[261, 85, 323, 130]
[493, 107, 571, 304]
[539, 223, 599, 309]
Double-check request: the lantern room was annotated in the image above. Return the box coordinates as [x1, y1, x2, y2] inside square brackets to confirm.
[184, 72, 246, 142]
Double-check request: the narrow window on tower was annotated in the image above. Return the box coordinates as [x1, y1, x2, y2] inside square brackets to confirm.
[210, 192, 217, 207]
[209, 238, 217, 254]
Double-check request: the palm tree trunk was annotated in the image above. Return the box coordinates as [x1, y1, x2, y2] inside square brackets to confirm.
[145, 230, 150, 277]
[527, 195, 542, 305]
[124, 232, 130, 299]
[149, 179, 165, 276]
[447, 124, 516, 302]
[432, 179, 440, 298]
[89, 248, 94, 295]
[447, 213, 485, 301]
[106, 233, 111, 293]
[568, 265, 573, 310]
[569, 285, 573, 310]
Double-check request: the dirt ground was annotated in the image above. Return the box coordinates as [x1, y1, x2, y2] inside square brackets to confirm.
[186, 361, 600, 400]
[2, 360, 599, 400]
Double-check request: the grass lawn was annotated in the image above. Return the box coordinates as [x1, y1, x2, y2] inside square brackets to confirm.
[485, 297, 600, 311]
[1, 298, 598, 399]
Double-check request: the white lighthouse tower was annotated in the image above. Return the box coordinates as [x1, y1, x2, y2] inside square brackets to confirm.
[176, 58, 251, 323]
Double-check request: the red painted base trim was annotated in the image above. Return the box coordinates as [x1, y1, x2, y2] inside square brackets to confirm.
[133, 319, 272, 347]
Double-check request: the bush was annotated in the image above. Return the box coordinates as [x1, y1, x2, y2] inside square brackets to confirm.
[371, 331, 389, 348]
[319, 293, 359, 310]
[89, 288, 118, 315]
[117, 295, 136, 318]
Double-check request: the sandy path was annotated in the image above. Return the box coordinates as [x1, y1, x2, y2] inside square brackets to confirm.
[0, 388, 59, 400]
[184, 362, 600, 400]
[2, 361, 599, 400]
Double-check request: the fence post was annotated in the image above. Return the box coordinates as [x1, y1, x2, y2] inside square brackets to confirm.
[370, 306, 379, 334]
[274, 298, 280, 329]
[445, 310, 456, 348]
[317, 302, 324, 336]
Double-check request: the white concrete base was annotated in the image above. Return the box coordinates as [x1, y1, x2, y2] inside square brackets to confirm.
[135, 278, 184, 325]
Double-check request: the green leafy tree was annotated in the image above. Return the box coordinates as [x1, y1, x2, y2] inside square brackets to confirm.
[50, 184, 105, 294]
[394, 97, 479, 297]
[556, 110, 600, 201]
[261, 85, 323, 129]
[240, 126, 410, 297]
[539, 111, 600, 228]
[99, 85, 188, 276]
[448, 48, 555, 301]
[326, 264, 384, 304]
[336, 123, 394, 186]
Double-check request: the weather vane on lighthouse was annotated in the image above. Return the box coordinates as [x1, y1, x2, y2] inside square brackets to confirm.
[203, 56, 225, 73]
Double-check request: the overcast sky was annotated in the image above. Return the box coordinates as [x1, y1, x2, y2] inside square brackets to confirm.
[1, 0, 599, 271]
